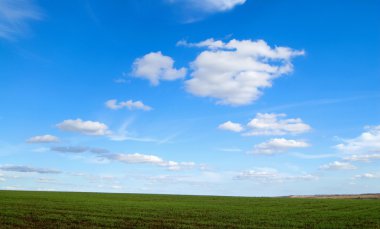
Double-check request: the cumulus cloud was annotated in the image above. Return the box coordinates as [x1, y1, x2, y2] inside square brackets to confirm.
[56, 119, 110, 136]
[0, 165, 61, 174]
[104, 153, 196, 171]
[0, 0, 42, 39]
[335, 125, 380, 155]
[132, 51, 186, 85]
[181, 39, 304, 105]
[218, 121, 243, 132]
[26, 134, 59, 143]
[234, 168, 317, 183]
[319, 161, 357, 170]
[252, 138, 309, 155]
[245, 113, 311, 136]
[219, 113, 311, 136]
[105, 99, 152, 111]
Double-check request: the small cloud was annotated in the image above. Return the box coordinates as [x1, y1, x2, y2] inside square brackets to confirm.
[218, 121, 243, 132]
[252, 138, 309, 155]
[131, 51, 186, 86]
[26, 134, 59, 143]
[343, 154, 380, 162]
[105, 99, 152, 111]
[0, 165, 61, 174]
[50, 146, 109, 154]
[56, 119, 111, 136]
[234, 167, 317, 183]
[353, 173, 380, 179]
[319, 161, 357, 170]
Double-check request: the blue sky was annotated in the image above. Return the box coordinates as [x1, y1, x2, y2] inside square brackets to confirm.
[0, 0, 379, 196]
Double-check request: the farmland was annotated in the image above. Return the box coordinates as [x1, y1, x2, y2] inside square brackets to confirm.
[1, 191, 380, 228]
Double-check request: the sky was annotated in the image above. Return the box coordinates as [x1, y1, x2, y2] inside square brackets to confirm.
[0, 0, 379, 196]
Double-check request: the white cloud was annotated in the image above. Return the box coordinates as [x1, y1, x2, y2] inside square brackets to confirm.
[182, 39, 304, 105]
[320, 161, 357, 170]
[245, 113, 311, 136]
[252, 138, 309, 155]
[0, 0, 42, 39]
[56, 119, 110, 136]
[132, 51, 186, 85]
[234, 168, 317, 183]
[354, 173, 380, 179]
[343, 154, 380, 162]
[218, 121, 243, 132]
[105, 99, 152, 111]
[168, 0, 246, 13]
[50, 146, 109, 154]
[26, 134, 59, 143]
[335, 125, 380, 154]
[104, 153, 196, 171]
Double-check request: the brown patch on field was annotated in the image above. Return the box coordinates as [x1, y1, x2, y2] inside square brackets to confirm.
[288, 194, 380, 199]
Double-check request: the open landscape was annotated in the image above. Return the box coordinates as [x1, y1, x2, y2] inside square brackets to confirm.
[1, 190, 380, 228]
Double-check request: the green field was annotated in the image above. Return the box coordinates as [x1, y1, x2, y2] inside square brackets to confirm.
[1, 191, 379, 228]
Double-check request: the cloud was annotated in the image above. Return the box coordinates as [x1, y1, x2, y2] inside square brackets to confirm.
[168, 0, 246, 13]
[335, 125, 380, 155]
[0, 165, 61, 174]
[252, 138, 309, 155]
[132, 51, 186, 86]
[182, 39, 304, 105]
[319, 161, 357, 170]
[105, 99, 152, 111]
[26, 134, 59, 143]
[220, 113, 311, 136]
[218, 121, 243, 132]
[0, 0, 42, 39]
[103, 153, 196, 171]
[234, 168, 317, 183]
[245, 113, 311, 136]
[354, 173, 380, 179]
[56, 119, 110, 136]
[50, 146, 109, 154]
[343, 154, 380, 162]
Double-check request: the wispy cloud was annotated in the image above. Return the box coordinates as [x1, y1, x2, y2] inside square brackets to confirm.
[105, 99, 152, 111]
[26, 134, 59, 143]
[252, 138, 309, 155]
[0, 165, 61, 174]
[319, 161, 357, 170]
[0, 0, 42, 39]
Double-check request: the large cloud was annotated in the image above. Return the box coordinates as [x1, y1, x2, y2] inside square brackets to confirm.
[0, 0, 42, 39]
[56, 119, 110, 136]
[181, 39, 304, 105]
[335, 125, 380, 154]
[252, 138, 309, 155]
[132, 52, 186, 85]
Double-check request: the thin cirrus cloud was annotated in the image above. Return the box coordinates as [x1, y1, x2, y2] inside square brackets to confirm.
[218, 113, 311, 136]
[105, 99, 152, 111]
[0, 0, 42, 39]
[319, 161, 357, 170]
[131, 51, 187, 86]
[0, 165, 61, 174]
[180, 39, 304, 106]
[56, 119, 111, 136]
[252, 138, 309, 155]
[26, 134, 59, 143]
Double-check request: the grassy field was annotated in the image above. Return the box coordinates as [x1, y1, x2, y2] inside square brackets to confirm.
[1, 191, 380, 228]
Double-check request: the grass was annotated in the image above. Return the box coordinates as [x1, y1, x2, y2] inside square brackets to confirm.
[0, 190, 380, 228]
